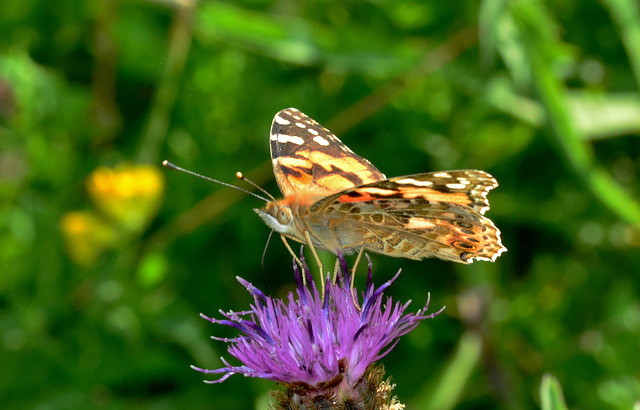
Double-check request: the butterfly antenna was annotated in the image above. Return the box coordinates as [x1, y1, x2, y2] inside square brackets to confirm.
[162, 160, 269, 203]
[236, 171, 278, 203]
[261, 229, 274, 274]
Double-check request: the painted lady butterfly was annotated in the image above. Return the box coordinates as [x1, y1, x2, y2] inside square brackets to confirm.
[255, 108, 506, 265]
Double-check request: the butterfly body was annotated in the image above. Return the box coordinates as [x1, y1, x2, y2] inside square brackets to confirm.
[255, 108, 506, 264]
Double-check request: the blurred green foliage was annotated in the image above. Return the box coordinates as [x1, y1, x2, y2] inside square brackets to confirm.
[1, 0, 639, 408]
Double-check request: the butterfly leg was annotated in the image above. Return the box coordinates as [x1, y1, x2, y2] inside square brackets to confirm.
[279, 234, 306, 284]
[350, 243, 366, 308]
[351, 243, 366, 283]
[303, 230, 325, 291]
[332, 259, 340, 284]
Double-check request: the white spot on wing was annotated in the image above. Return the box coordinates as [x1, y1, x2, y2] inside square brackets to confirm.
[359, 187, 396, 195]
[313, 136, 330, 146]
[274, 115, 290, 125]
[446, 183, 466, 189]
[308, 129, 319, 135]
[433, 172, 450, 177]
[395, 178, 433, 186]
[296, 122, 306, 128]
[289, 136, 304, 145]
[277, 133, 305, 145]
[406, 217, 435, 229]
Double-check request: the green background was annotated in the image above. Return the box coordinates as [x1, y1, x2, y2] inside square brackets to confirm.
[2, 0, 640, 408]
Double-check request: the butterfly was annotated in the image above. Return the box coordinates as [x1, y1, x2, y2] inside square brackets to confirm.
[254, 108, 506, 269]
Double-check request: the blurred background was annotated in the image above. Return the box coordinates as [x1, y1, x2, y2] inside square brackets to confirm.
[2, 0, 640, 408]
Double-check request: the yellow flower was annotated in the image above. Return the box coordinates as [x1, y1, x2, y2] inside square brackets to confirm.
[61, 163, 166, 267]
[86, 163, 165, 232]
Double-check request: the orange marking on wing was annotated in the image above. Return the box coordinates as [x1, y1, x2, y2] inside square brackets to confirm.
[274, 165, 314, 191]
[398, 187, 471, 205]
[315, 174, 360, 191]
[307, 151, 339, 166]
[295, 150, 311, 160]
[278, 157, 312, 169]
[309, 152, 381, 180]
[338, 192, 375, 203]
[278, 190, 324, 207]
[284, 173, 314, 188]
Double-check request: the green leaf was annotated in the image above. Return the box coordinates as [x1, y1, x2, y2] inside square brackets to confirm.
[540, 374, 568, 410]
[410, 331, 482, 410]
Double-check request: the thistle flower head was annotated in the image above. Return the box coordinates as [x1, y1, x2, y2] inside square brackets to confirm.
[193, 254, 444, 408]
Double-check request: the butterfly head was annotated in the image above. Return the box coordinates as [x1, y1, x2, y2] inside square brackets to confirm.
[254, 202, 294, 234]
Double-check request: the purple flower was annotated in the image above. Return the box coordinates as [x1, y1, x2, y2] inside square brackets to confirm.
[193, 254, 444, 408]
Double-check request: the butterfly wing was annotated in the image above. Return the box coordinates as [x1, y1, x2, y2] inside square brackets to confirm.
[269, 108, 386, 197]
[308, 170, 506, 263]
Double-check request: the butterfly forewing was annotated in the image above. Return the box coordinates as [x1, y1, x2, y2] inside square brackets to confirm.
[270, 108, 385, 197]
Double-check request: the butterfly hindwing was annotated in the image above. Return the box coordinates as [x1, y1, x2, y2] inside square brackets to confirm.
[308, 170, 505, 263]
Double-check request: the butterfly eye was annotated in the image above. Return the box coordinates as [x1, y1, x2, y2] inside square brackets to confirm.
[276, 207, 292, 225]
